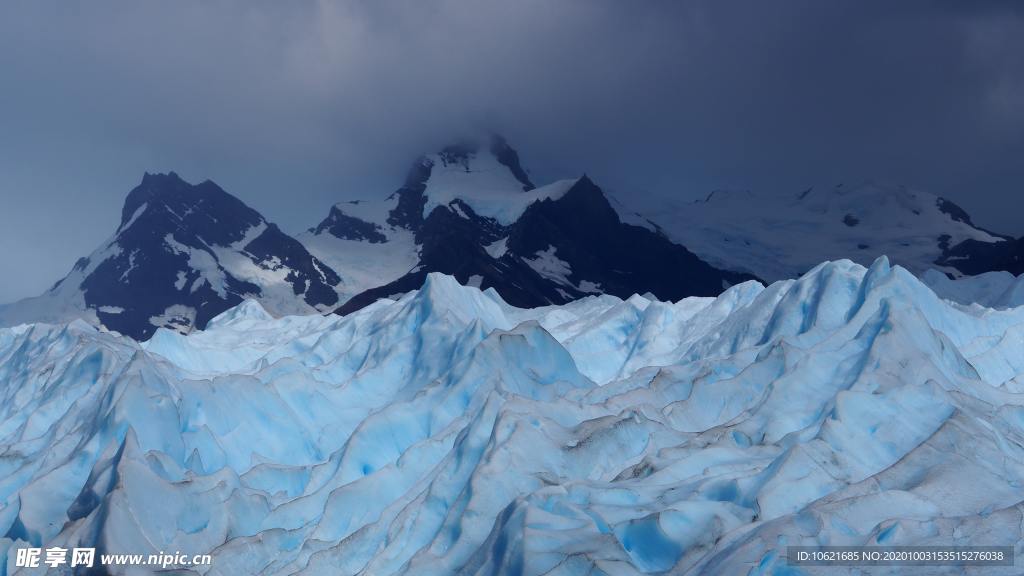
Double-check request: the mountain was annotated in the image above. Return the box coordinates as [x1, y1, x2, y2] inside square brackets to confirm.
[300, 135, 753, 314]
[935, 233, 1024, 276]
[3, 260, 1024, 574]
[635, 182, 1016, 282]
[0, 172, 341, 339]
[6, 141, 1019, 343]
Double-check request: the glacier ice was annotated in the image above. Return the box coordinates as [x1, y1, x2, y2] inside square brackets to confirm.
[923, 269, 1024, 310]
[2, 258, 1024, 575]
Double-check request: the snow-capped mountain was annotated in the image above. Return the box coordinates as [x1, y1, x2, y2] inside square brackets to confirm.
[5, 140, 1019, 344]
[301, 135, 752, 314]
[3, 259, 1024, 575]
[638, 182, 1017, 282]
[0, 172, 341, 340]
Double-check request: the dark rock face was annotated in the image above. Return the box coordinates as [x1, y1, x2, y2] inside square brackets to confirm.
[930, 195, 1021, 276]
[120, 172, 263, 244]
[936, 197, 975, 226]
[385, 160, 432, 232]
[489, 134, 534, 190]
[245, 223, 342, 303]
[336, 198, 560, 314]
[311, 205, 387, 243]
[69, 172, 341, 339]
[336, 173, 756, 315]
[505, 177, 754, 300]
[938, 236, 1024, 276]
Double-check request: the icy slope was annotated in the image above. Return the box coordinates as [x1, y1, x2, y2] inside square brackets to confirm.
[2, 259, 1024, 575]
[299, 192, 421, 303]
[923, 269, 1024, 310]
[643, 183, 1008, 282]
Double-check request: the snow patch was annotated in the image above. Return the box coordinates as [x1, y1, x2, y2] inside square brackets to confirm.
[299, 225, 419, 305]
[524, 245, 573, 286]
[421, 151, 578, 225]
[164, 234, 228, 298]
[117, 202, 148, 233]
[484, 236, 508, 259]
[148, 303, 197, 331]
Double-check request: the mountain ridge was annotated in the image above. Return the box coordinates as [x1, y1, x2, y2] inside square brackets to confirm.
[634, 180, 1019, 282]
[4, 138, 1023, 341]
[0, 172, 341, 339]
[301, 137, 754, 314]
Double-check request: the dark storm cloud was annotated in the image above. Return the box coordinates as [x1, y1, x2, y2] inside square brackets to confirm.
[1, 1, 1022, 303]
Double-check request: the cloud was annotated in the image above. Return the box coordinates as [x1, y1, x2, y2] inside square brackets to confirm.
[960, 9, 1024, 132]
[0, 1, 1022, 303]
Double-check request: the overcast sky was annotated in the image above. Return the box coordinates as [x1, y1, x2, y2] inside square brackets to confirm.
[1, 1, 1022, 303]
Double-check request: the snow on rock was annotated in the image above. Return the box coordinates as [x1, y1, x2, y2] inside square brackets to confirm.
[639, 182, 1007, 282]
[0, 172, 343, 340]
[305, 137, 752, 314]
[484, 237, 508, 259]
[523, 245, 573, 286]
[409, 134, 575, 226]
[422, 167, 576, 226]
[2, 261, 1024, 575]
[299, 193, 420, 303]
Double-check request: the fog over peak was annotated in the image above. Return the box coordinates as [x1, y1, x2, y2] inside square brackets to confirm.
[1, 0, 1023, 303]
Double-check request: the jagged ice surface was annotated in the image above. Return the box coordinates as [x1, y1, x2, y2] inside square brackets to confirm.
[2, 259, 1024, 575]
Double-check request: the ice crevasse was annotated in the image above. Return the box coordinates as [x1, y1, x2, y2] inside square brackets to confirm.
[1, 257, 1024, 575]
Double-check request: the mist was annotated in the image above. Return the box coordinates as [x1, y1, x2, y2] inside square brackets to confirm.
[1, 0, 1022, 303]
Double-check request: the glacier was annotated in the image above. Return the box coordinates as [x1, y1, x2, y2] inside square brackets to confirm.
[2, 258, 1024, 575]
